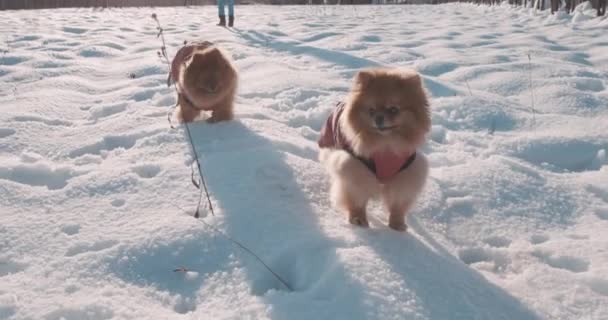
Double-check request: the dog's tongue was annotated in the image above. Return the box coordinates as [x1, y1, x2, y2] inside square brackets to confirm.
[372, 150, 410, 183]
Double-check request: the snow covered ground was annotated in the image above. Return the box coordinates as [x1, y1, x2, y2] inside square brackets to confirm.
[1, 3, 607, 319]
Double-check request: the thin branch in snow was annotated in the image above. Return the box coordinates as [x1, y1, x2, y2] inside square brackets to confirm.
[465, 79, 473, 96]
[2, 37, 10, 55]
[489, 118, 496, 135]
[151, 13, 213, 219]
[462, 78, 495, 134]
[151, 13, 170, 66]
[527, 52, 537, 124]
[173, 204, 293, 292]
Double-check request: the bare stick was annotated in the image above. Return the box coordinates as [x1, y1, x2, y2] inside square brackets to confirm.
[151, 13, 170, 65]
[151, 13, 213, 218]
[173, 204, 293, 292]
[527, 52, 536, 124]
[465, 79, 473, 96]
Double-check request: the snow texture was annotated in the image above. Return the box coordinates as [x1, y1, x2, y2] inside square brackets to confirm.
[0, 3, 607, 320]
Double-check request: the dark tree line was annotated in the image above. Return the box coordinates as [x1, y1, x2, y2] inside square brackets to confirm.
[465, 0, 606, 16]
[0, 0, 215, 10]
[1, 0, 605, 15]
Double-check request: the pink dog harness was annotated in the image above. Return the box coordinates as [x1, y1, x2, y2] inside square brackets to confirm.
[318, 102, 416, 183]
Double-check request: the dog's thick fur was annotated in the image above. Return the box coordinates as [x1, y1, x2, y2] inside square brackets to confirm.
[319, 68, 431, 231]
[172, 43, 238, 123]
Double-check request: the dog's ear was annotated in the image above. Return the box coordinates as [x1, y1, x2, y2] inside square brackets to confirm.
[397, 68, 422, 86]
[204, 47, 223, 60]
[191, 47, 221, 64]
[354, 69, 374, 88]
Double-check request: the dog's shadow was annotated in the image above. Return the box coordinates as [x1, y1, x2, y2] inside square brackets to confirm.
[111, 117, 539, 318]
[190, 119, 539, 319]
[185, 119, 375, 315]
[360, 214, 540, 319]
[107, 119, 365, 314]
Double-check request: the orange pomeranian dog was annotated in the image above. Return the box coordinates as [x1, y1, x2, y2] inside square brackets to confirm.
[318, 68, 431, 231]
[171, 41, 238, 123]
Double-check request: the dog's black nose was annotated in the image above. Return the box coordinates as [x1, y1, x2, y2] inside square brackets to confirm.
[206, 82, 219, 93]
[375, 115, 384, 127]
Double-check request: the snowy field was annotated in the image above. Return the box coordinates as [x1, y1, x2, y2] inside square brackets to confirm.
[1, 3, 607, 319]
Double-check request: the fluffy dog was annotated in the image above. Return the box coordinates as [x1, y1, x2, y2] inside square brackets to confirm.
[171, 41, 238, 123]
[318, 68, 431, 231]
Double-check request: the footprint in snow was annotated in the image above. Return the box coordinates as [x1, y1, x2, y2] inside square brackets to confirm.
[65, 240, 117, 257]
[12, 114, 72, 127]
[88, 103, 127, 120]
[483, 236, 511, 248]
[13, 35, 41, 42]
[0, 258, 27, 277]
[0, 128, 16, 139]
[458, 247, 511, 273]
[44, 305, 113, 320]
[62, 26, 88, 34]
[0, 56, 30, 66]
[60, 224, 80, 236]
[0, 161, 80, 190]
[69, 134, 138, 158]
[530, 234, 550, 244]
[531, 250, 589, 273]
[587, 277, 608, 297]
[132, 164, 161, 179]
[595, 207, 608, 221]
[111, 199, 126, 207]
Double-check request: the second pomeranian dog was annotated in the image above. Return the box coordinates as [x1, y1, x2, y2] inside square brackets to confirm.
[171, 41, 238, 123]
[319, 68, 431, 231]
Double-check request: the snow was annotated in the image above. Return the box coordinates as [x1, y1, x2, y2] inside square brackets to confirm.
[0, 3, 607, 320]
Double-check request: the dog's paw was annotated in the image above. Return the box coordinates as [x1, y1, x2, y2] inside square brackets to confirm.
[349, 216, 369, 228]
[388, 222, 408, 232]
[206, 115, 233, 124]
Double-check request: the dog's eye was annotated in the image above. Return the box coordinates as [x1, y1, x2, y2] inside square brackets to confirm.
[386, 106, 400, 115]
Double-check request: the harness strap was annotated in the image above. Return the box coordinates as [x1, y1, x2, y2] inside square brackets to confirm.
[345, 149, 417, 178]
[319, 101, 417, 181]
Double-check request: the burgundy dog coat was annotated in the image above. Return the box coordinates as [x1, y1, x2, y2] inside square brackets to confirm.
[318, 102, 416, 183]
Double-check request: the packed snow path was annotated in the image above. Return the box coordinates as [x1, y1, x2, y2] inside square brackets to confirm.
[0, 4, 607, 320]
